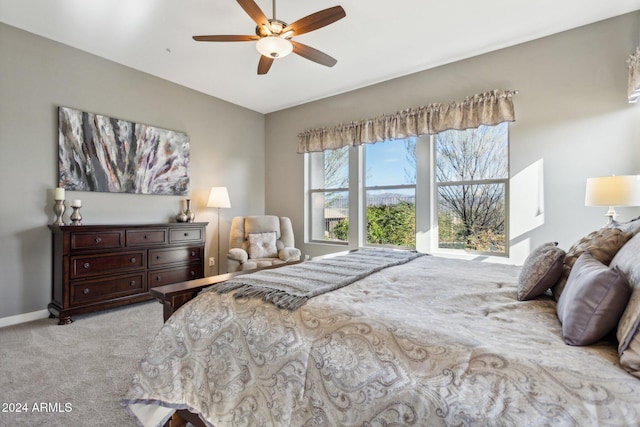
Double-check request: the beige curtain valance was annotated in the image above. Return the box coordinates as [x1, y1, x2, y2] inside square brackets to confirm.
[628, 47, 640, 103]
[297, 89, 517, 153]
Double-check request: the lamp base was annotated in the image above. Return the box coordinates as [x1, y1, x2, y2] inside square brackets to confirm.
[603, 206, 618, 227]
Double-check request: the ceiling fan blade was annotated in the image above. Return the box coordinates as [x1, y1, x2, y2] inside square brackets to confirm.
[236, 0, 269, 27]
[193, 35, 259, 42]
[292, 42, 337, 67]
[283, 6, 346, 36]
[258, 55, 274, 75]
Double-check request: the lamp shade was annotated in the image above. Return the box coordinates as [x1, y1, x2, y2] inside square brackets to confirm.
[207, 187, 231, 209]
[585, 175, 640, 207]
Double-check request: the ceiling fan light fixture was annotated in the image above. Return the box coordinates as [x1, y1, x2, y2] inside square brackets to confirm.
[260, 24, 272, 36]
[269, 20, 284, 34]
[256, 36, 293, 59]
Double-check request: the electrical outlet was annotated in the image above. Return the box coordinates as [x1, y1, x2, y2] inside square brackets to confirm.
[209, 257, 215, 267]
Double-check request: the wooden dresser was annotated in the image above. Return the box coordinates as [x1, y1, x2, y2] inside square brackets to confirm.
[48, 222, 207, 324]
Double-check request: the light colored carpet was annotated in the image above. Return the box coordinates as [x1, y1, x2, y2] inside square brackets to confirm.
[0, 301, 164, 426]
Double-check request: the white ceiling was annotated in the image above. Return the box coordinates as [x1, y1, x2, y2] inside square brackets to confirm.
[2, 0, 640, 113]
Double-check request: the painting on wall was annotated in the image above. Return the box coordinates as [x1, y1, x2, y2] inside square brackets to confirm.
[58, 107, 190, 195]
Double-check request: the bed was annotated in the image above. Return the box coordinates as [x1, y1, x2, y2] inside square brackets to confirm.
[122, 227, 640, 427]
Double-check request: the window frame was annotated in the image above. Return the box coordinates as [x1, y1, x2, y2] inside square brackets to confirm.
[304, 124, 510, 258]
[430, 124, 510, 257]
[306, 147, 350, 245]
[361, 138, 417, 249]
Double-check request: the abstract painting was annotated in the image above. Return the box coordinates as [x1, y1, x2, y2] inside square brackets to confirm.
[58, 107, 190, 195]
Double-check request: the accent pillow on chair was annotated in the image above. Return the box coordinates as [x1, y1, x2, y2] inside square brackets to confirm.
[556, 251, 631, 346]
[517, 242, 565, 301]
[248, 232, 278, 259]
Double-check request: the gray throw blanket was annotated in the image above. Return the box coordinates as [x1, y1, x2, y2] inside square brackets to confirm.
[213, 249, 425, 310]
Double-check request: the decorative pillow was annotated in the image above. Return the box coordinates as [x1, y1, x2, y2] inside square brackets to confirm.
[618, 288, 640, 378]
[517, 242, 565, 301]
[556, 252, 631, 346]
[608, 216, 640, 236]
[552, 228, 632, 301]
[620, 329, 640, 378]
[611, 233, 640, 356]
[247, 232, 278, 259]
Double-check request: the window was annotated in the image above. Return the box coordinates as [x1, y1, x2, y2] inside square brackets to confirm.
[363, 138, 416, 248]
[434, 123, 509, 255]
[308, 146, 349, 243]
[305, 123, 509, 255]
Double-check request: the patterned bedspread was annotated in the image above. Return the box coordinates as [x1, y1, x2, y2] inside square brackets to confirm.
[122, 255, 640, 426]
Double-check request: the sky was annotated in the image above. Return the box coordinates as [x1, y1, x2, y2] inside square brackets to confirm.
[364, 138, 416, 187]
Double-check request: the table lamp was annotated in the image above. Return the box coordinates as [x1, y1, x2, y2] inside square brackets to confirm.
[585, 175, 640, 225]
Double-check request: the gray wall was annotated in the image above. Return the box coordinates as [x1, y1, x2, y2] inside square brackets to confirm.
[3, 12, 640, 321]
[0, 23, 266, 319]
[265, 12, 640, 263]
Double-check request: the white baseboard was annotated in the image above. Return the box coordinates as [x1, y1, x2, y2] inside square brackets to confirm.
[0, 309, 50, 328]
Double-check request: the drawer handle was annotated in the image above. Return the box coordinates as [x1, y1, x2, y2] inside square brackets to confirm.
[156, 255, 161, 260]
[190, 251, 196, 257]
[155, 276, 161, 281]
[184, 232, 189, 237]
[83, 288, 90, 295]
[95, 237, 102, 243]
[83, 262, 90, 269]
[130, 280, 136, 286]
[130, 257, 136, 263]
[190, 271, 195, 276]
[144, 235, 148, 240]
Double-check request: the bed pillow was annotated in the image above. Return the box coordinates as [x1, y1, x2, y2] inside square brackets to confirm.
[556, 251, 631, 346]
[609, 216, 640, 236]
[611, 233, 640, 359]
[552, 228, 631, 301]
[247, 231, 278, 259]
[517, 242, 565, 301]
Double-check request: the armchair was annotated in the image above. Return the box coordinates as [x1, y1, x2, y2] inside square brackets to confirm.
[227, 215, 302, 272]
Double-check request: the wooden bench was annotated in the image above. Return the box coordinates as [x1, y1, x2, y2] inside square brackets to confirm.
[150, 260, 303, 321]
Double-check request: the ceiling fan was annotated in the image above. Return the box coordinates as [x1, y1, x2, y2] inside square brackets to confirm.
[193, 0, 346, 75]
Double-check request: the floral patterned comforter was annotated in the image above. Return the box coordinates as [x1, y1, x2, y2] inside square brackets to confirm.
[122, 255, 640, 426]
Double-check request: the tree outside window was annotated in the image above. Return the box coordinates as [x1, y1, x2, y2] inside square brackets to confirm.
[363, 138, 416, 248]
[434, 123, 509, 254]
[309, 146, 349, 242]
[329, 139, 417, 248]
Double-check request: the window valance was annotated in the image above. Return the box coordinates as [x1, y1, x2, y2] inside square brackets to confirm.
[297, 89, 517, 153]
[628, 46, 640, 103]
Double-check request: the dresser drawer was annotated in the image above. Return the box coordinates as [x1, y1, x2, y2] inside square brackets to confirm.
[71, 251, 146, 279]
[169, 227, 204, 244]
[149, 246, 202, 267]
[148, 265, 202, 288]
[70, 273, 145, 305]
[71, 231, 124, 251]
[126, 228, 168, 246]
